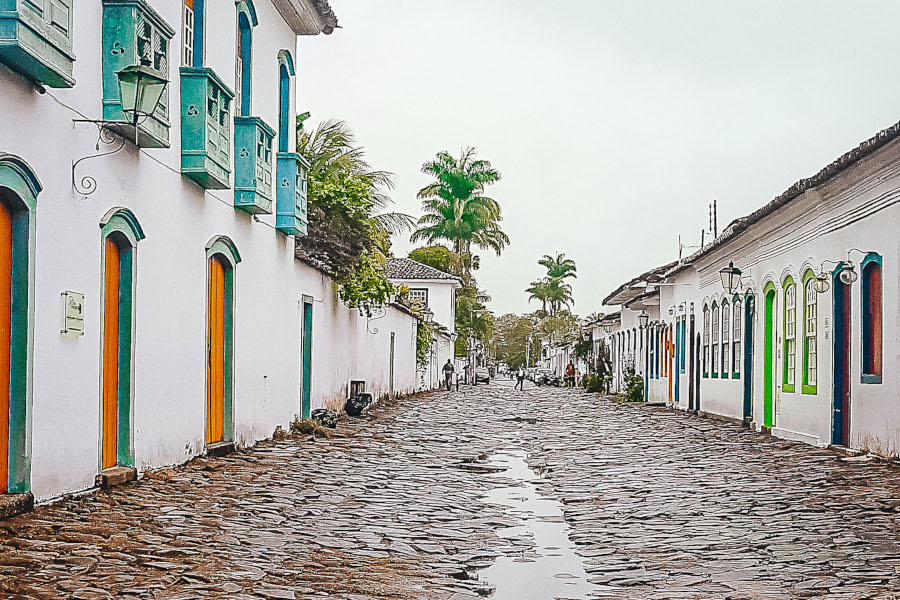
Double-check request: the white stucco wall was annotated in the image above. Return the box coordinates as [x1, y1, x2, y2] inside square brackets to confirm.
[650, 136, 900, 454]
[1, 0, 418, 502]
[392, 279, 457, 334]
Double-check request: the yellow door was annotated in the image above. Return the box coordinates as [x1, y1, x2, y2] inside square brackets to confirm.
[0, 200, 10, 493]
[102, 238, 121, 469]
[206, 256, 225, 443]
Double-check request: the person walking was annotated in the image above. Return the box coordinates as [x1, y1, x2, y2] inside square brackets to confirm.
[565, 361, 576, 388]
[514, 366, 526, 391]
[442, 359, 454, 391]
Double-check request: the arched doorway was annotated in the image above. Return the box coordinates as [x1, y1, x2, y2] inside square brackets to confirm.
[763, 283, 776, 428]
[205, 237, 240, 446]
[0, 154, 39, 496]
[99, 208, 144, 471]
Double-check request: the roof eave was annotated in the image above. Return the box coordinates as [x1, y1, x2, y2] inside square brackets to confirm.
[272, 0, 338, 35]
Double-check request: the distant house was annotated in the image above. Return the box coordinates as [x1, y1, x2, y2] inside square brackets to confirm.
[387, 258, 462, 389]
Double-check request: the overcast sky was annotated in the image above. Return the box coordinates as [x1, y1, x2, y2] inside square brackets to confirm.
[296, 0, 900, 316]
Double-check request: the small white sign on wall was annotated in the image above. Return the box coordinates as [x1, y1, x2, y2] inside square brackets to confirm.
[61, 291, 84, 337]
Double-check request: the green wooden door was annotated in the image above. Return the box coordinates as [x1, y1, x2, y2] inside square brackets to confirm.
[301, 302, 313, 418]
[763, 288, 776, 427]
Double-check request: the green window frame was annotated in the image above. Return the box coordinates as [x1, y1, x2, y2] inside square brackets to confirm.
[782, 275, 796, 393]
[801, 270, 817, 394]
[702, 304, 709, 378]
[721, 299, 730, 379]
[711, 302, 719, 378]
[861, 253, 883, 384]
[731, 294, 741, 378]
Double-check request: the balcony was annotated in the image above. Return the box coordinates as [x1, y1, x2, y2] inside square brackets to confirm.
[275, 152, 309, 236]
[180, 67, 234, 190]
[101, 0, 174, 148]
[0, 0, 75, 87]
[234, 116, 274, 214]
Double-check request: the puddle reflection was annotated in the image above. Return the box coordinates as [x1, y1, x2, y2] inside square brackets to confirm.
[477, 450, 597, 599]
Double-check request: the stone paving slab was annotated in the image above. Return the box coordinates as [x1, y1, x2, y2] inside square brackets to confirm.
[2, 385, 900, 599]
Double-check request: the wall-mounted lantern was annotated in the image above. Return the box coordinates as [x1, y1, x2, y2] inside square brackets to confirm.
[638, 311, 649, 328]
[73, 58, 170, 196]
[719, 261, 743, 294]
[838, 262, 859, 285]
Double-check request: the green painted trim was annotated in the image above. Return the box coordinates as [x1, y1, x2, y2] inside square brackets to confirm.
[277, 49, 295, 76]
[222, 265, 234, 441]
[732, 294, 741, 378]
[100, 207, 146, 244]
[301, 301, 312, 419]
[763, 286, 775, 428]
[861, 252, 883, 384]
[205, 236, 241, 265]
[800, 270, 817, 395]
[0, 154, 41, 209]
[0, 157, 37, 493]
[100, 211, 141, 467]
[115, 244, 135, 466]
[235, 0, 259, 27]
[782, 275, 795, 391]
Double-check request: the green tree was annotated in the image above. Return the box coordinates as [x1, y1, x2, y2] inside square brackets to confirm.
[538, 252, 577, 280]
[408, 245, 455, 275]
[410, 147, 509, 284]
[295, 118, 412, 306]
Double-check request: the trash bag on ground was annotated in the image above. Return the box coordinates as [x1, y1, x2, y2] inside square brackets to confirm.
[310, 408, 338, 429]
[345, 392, 374, 417]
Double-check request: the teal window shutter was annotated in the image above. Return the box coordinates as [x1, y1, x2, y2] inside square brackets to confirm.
[102, 0, 175, 148]
[0, 0, 76, 87]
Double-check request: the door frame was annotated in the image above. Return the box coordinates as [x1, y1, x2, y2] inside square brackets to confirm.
[205, 237, 240, 445]
[743, 292, 754, 420]
[301, 296, 313, 419]
[0, 155, 39, 495]
[763, 283, 776, 428]
[832, 264, 851, 446]
[99, 208, 143, 470]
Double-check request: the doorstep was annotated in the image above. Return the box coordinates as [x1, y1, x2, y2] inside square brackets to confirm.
[829, 444, 866, 457]
[0, 492, 34, 520]
[206, 441, 235, 457]
[95, 466, 138, 489]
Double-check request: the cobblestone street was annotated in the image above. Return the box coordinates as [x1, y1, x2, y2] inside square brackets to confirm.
[3, 383, 900, 599]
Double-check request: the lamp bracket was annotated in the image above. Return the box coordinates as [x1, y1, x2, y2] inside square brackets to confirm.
[365, 304, 387, 335]
[71, 116, 151, 196]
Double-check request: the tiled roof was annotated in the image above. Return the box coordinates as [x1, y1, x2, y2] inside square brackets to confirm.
[386, 258, 460, 282]
[671, 118, 900, 275]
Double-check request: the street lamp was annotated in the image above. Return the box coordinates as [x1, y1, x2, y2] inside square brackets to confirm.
[719, 261, 743, 294]
[638, 311, 649, 328]
[117, 59, 168, 127]
[838, 263, 858, 285]
[422, 308, 434, 323]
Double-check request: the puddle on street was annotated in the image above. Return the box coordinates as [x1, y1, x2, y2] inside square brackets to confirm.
[477, 450, 597, 600]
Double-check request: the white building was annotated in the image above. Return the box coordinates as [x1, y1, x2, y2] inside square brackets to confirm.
[0, 0, 419, 509]
[602, 119, 900, 456]
[387, 257, 461, 390]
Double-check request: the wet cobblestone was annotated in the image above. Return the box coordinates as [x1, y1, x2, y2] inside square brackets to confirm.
[2, 384, 900, 599]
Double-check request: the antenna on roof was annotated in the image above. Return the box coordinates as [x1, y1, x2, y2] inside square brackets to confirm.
[713, 199, 718, 239]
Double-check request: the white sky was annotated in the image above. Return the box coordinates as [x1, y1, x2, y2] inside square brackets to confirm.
[296, 0, 900, 316]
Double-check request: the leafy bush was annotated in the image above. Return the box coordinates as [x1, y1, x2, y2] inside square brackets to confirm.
[623, 365, 644, 403]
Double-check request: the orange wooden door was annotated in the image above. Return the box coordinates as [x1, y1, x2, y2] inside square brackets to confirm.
[0, 201, 10, 494]
[206, 256, 225, 443]
[102, 238, 121, 469]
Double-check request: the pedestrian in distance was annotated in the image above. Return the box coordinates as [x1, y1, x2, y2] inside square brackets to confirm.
[442, 359, 454, 391]
[514, 366, 526, 391]
[565, 361, 576, 388]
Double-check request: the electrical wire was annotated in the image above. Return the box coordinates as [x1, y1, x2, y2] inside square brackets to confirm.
[46, 87, 279, 231]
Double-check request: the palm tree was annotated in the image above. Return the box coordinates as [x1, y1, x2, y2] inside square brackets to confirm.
[410, 147, 509, 282]
[298, 118, 413, 236]
[538, 253, 577, 280]
[545, 278, 574, 316]
[526, 278, 551, 314]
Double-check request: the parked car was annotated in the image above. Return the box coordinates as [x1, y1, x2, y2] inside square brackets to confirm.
[474, 367, 491, 383]
[535, 368, 561, 387]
